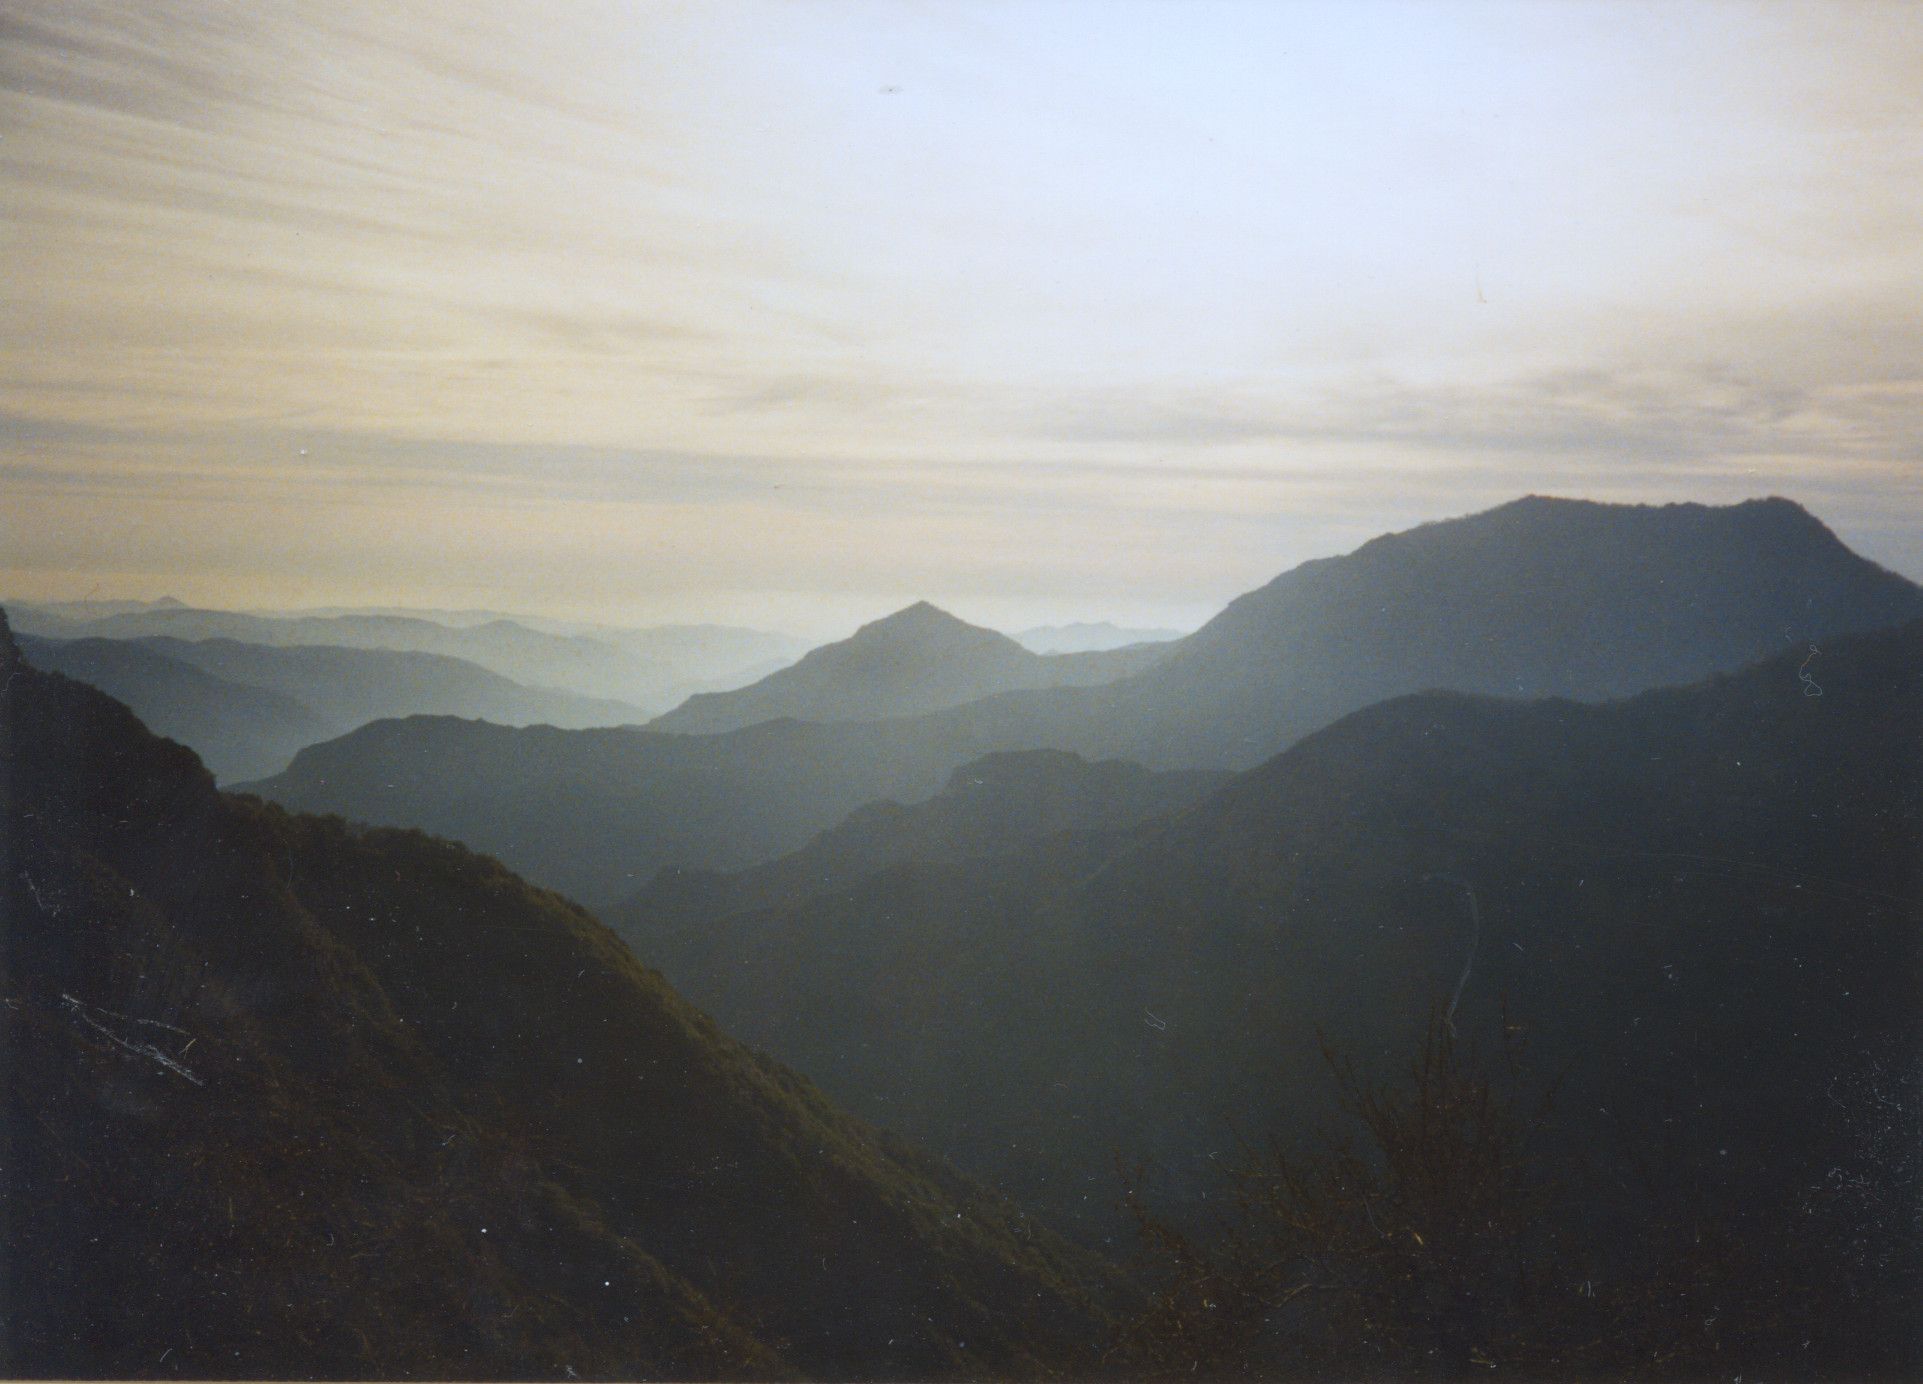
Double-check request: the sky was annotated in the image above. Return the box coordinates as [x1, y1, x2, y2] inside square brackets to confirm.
[1, 0, 1920, 636]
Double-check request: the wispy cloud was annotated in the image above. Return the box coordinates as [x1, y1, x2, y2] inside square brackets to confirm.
[2, 0, 1919, 624]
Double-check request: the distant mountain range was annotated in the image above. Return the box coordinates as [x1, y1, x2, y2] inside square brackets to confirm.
[611, 617, 1923, 1301]
[917, 494, 1923, 770]
[18, 634, 654, 782]
[1, 610, 1109, 1379]
[651, 601, 1172, 735]
[246, 497, 1923, 903]
[15, 636, 340, 783]
[1013, 621, 1184, 654]
[7, 602, 802, 708]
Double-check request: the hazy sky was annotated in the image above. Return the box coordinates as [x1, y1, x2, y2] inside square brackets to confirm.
[2, 1, 1920, 634]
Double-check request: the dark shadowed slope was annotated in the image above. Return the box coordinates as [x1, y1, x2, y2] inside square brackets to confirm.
[610, 619, 1923, 1319]
[18, 635, 338, 783]
[626, 748, 1230, 931]
[652, 601, 1170, 735]
[0, 611, 1109, 1380]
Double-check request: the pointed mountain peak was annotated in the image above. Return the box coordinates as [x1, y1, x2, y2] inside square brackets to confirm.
[851, 601, 1010, 646]
[153, 595, 188, 609]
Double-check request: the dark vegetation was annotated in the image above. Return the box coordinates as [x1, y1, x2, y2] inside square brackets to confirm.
[1114, 1006, 1919, 1379]
[612, 618, 1923, 1379]
[0, 612, 1110, 1379]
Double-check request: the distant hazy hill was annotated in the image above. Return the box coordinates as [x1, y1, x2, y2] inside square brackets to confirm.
[629, 748, 1230, 929]
[1013, 621, 1184, 654]
[7, 607, 788, 715]
[243, 713, 1023, 905]
[651, 602, 1170, 735]
[19, 634, 654, 782]
[17, 635, 337, 782]
[611, 620, 1923, 1308]
[247, 498, 1923, 903]
[1, 611, 1107, 1379]
[142, 636, 650, 733]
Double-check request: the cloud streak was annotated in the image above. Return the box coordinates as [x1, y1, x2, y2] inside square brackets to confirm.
[1, 0, 1920, 626]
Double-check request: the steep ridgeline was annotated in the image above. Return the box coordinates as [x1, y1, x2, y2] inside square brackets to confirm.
[0, 611, 1109, 1380]
[652, 602, 1171, 735]
[926, 495, 1923, 769]
[20, 635, 652, 782]
[611, 621, 1923, 1342]
[630, 748, 1230, 932]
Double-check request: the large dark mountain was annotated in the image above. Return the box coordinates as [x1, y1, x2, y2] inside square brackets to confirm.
[19, 635, 651, 783]
[918, 495, 1923, 769]
[16, 636, 338, 783]
[651, 602, 1170, 735]
[610, 619, 1923, 1325]
[0, 610, 1109, 1379]
[245, 498, 1923, 904]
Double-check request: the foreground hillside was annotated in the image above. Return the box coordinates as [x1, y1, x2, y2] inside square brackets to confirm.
[245, 497, 1923, 903]
[0, 612, 1107, 1379]
[615, 621, 1923, 1371]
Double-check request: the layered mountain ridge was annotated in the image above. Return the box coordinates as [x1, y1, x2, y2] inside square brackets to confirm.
[246, 497, 1923, 903]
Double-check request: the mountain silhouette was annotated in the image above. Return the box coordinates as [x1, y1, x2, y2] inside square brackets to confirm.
[651, 601, 1170, 735]
[245, 498, 1923, 904]
[244, 712, 1033, 905]
[0, 609, 1108, 1379]
[920, 495, 1923, 769]
[6, 604, 771, 709]
[608, 617, 1923, 1360]
[19, 634, 654, 782]
[17, 635, 338, 782]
